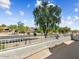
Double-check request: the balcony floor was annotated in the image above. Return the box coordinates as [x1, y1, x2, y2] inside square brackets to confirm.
[46, 41, 79, 59]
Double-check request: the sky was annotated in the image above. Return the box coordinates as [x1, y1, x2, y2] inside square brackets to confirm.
[0, 0, 79, 30]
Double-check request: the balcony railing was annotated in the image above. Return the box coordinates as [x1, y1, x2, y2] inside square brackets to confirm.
[0, 34, 69, 52]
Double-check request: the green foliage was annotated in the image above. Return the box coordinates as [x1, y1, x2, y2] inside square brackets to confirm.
[0, 44, 5, 49]
[8, 25, 18, 30]
[18, 21, 25, 32]
[33, 1, 61, 38]
[58, 27, 71, 33]
[17, 21, 28, 33]
[0, 24, 7, 32]
[0, 26, 4, 32]
[35, 28, 42, 33]
[25, 26, 29, 31]
[7, 21, 29, 33]
[1, 24, 6, 27]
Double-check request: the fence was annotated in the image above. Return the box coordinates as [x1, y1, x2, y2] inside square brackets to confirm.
[0, 35, 71, 59]
[71, 34, 79, 40]
[0, 34, 70, 52]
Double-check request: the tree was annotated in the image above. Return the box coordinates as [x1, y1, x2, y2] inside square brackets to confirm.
[0, 24, 7, 32]
[35, 28, 42, 33]
[1, 24, 6, 27]
[17, 21, 26, 33]
[64, 27, 71, 33]
[8, 25, 18, 30]
[0, 26, 4, 32]
[25, 26, 29, 32]
[58, 27, 71, 33]
[33, 1, 61, 38]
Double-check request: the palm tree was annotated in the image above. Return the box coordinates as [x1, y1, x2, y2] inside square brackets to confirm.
[33, 1, 61, 38]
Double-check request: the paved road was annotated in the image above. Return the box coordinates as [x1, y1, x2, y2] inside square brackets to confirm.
[46, 41, 79, 59]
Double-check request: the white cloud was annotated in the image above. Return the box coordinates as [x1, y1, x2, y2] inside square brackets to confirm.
[62, 16, 64, 19]
[74, 16, 79, 20]
[19, 11, 24, 16]
[60, 19, 73, 27]
[67, 21, 73, 25]
[0, 0, 11, 9]
[71, 28, 79, 30]
[74, 7, 79, 12]
[23, 20, 27, 23]
[48, 1, 51, 3]
[67, 16, 71, 20]
[27, 4, 30, 8]
[6, 10, 12, 15]
[74, 2, 79, 12]
[60, 19, 74, 30]
[60, 16, 79, 30]
[32, 20, 34, 23]
[35, 0, 42, 7]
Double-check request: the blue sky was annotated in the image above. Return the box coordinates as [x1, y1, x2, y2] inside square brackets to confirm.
[0, 0, 79, 30]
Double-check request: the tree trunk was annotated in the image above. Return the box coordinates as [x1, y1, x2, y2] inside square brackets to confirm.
[43, 28, 48, 38]
[44, 33, 47, 38]
[44, 31, 48, 38]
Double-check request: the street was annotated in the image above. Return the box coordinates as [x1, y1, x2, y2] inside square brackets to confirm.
[46, 41, 79, 59]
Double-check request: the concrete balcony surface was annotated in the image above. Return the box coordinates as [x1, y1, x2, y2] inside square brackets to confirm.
[45, 41, 79, 59]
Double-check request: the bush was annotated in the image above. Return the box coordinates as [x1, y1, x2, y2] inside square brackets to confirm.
[0, 44, 5, 49]
[0, 26, 4, 32]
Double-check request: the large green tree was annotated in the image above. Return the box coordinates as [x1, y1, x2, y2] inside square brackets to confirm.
[33, 1, 61, 38]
